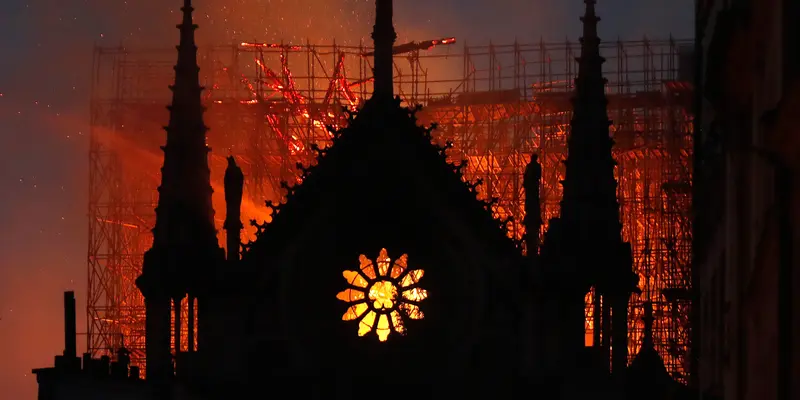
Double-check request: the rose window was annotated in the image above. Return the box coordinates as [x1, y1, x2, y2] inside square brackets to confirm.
[336, 248, 427, 341]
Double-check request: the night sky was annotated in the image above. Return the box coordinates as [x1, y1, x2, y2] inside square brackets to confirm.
[0, 0, 692, 397]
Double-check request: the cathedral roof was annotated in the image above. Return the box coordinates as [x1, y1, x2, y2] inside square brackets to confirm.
[241, 0, 520, 269]
[241, 96, 521, 263]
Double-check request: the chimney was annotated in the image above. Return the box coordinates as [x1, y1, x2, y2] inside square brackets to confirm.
[63, 291, 77, 359]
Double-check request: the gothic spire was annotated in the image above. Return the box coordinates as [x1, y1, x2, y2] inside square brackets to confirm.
[168, 0, 205, 134]
[581, 0, 600, 53]
[559, 0, 639, 376]
[558, 0, 619, 232]
[535, 0, 638, 376]
[575, 0, 606, 106]
[136, 0, 220, 383]
[372, 0, 396, 99]
[139, 0, 218, 293]
[153, 0, 214, 242]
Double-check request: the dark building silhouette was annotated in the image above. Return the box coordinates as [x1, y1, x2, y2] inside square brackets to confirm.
[535, 0, 638, 380]
[695, 1, 799, 400]
[33, 0, 690, 398]
[135, 0, 226, 388]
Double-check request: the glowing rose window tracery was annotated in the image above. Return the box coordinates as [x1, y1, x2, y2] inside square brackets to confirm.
[336, 248, 427, 341]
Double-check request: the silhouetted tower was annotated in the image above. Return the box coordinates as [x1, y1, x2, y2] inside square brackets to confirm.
[372, 0, 396, 100]
[224, 156, 244, 264]
[136, 0, 222, 381]
[539, 0, 638, 376]
[523, 154, 543, 256]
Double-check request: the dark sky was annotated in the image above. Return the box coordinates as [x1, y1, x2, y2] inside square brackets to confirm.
[0, 0, 692, 397]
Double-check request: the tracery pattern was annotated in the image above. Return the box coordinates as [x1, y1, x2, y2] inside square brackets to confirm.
[337, 249, 427, 341]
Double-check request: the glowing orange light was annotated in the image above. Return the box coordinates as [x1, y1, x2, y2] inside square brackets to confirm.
[337, 249, 426, 341]
[433, 37, 457, 45]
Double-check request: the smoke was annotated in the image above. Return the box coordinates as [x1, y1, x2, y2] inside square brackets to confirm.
[0, 100, 88, 399]
[93, 124, 273, 245]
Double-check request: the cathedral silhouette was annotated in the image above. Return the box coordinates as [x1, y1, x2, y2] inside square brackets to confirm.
[33, 1, 689, 399]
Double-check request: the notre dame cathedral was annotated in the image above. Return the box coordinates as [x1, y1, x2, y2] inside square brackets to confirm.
[33, 1, 690, 399]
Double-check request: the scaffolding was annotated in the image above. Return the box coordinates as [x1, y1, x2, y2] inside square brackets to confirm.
[87, 37, 693, 381]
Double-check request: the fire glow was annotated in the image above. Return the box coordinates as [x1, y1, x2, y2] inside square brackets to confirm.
[88, 38, 692, 382]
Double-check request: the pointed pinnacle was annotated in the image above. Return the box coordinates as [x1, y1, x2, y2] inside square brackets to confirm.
[581, 0, 600, 42]
[182, 0, 194, 25]
[584, 0, 596, 16]
[169, 0, 204, 131]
